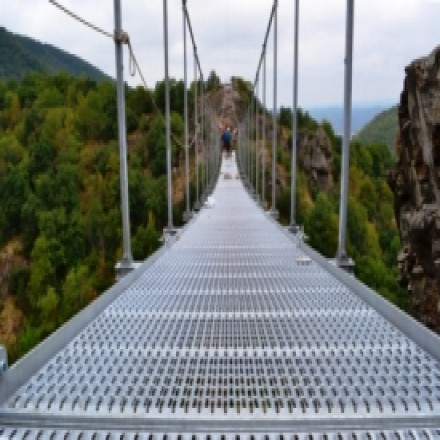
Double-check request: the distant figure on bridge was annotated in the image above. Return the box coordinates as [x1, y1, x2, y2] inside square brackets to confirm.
[221, 126, 232, 158]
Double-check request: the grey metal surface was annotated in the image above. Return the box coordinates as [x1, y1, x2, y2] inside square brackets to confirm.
[1, 155, 439, 436]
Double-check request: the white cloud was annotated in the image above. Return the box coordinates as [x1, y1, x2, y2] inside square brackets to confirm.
[1, 0, 440, 107]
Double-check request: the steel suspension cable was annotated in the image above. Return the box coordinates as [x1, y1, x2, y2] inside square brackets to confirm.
[49, 0, 113, 38]
[49, 0, 195, 153]
[245, 0, 276, 206]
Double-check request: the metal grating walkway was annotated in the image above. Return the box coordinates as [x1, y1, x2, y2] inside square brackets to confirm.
[0, 154, 440, 438]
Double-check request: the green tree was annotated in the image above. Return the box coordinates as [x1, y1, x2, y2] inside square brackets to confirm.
[60, 265, 93, 322]
[133, 212, 161, 260]
[37, 286, 59, 333]
[0, 166, 29, 238]
[28, 235, 56, 309]
[306, 193, 338, 256]
[147, 115, 167, 177]
[206, 70, 221, 91]
[76, 81, 117, 140]
[278, 106, 292, 130]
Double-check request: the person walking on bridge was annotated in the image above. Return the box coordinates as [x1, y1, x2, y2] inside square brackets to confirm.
[221, 126, 232, 158]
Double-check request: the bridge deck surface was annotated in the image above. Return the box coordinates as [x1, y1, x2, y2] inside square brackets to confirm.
[1, 154, 439, 438]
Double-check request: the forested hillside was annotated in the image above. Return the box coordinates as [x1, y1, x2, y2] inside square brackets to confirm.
[0, 72, 190, 362]
[0, 71, 407, 363]
[0, 27, 108, 81]
[354, 105, 398, 152]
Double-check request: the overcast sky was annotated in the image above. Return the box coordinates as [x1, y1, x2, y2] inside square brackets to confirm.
[1, 0, 439, 108]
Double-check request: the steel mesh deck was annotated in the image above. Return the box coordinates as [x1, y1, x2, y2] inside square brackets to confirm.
[1, 155, 439, 436]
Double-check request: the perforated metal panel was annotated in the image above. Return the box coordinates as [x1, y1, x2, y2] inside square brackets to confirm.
[0, 155, 439, 436]
[0, 429, 439, 440]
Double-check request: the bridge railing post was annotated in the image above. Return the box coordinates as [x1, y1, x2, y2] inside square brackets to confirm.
[289, 0, 300, 233]
[255, 80, 260, 201]
[262, 52, 267, 209]
[270, 0, 279, 219]
[249, 94, 254, 193]
[113, 0, 135, 277]
[182, 0, 192, 223]
[193, 55, 200, 211]
[336, 0, 355, 271]
[163, 0, 175, 236]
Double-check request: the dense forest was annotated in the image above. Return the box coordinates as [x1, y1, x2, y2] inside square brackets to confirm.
[0, 70, 407, 363]
[0, 72, 197, 362]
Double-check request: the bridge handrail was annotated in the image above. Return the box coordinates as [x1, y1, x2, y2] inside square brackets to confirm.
[294, 233, 440, 361]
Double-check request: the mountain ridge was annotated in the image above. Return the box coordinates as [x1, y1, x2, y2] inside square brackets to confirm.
[354, 105, 398, 152]
[0, 26, 109, 81]
[307, 104, 393, 136]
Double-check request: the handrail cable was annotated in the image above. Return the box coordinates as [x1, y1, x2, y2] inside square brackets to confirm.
[253, 1, 277, 88]
[48, 0, 113, 38]
[239, 0, 276, 195]
[183, 2, 204, 80]
[48, 0, 200, 149]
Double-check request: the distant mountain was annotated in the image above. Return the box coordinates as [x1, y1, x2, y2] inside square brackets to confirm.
[0, 27, 109, 81]
[306, 105, 391, 136]
[354, 105, 398, 152]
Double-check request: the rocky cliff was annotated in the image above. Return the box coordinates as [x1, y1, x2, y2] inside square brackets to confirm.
[297, 127, 333, 192]
[389, 46, 440, 333]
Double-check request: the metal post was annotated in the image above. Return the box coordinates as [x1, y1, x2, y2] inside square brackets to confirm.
[255, 79, 259, 200]
[271, 0, 279, 219]
[247, 107, 251, 185]
[336, 0, 355, 270]
[249, 95, 254, 192]
[194, 55, 200, 210]
[262, 52, 267, 208]
[289, 0, 299, 233]
[200, 84, 209, 197]
[114, 0, 133, 276]
[201, 81, 206, 201]
[241, 124, 244, 174]
[182, 1, 191, 222]
[163, 0, 174, 234]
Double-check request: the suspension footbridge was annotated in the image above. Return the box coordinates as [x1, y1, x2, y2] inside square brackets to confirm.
[1, 0, 440, 438]
[1, 155, 439, 437]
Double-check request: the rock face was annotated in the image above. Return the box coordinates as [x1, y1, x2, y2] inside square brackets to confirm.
[389, 46, 440, 333]
[297, 127, 333, 192]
